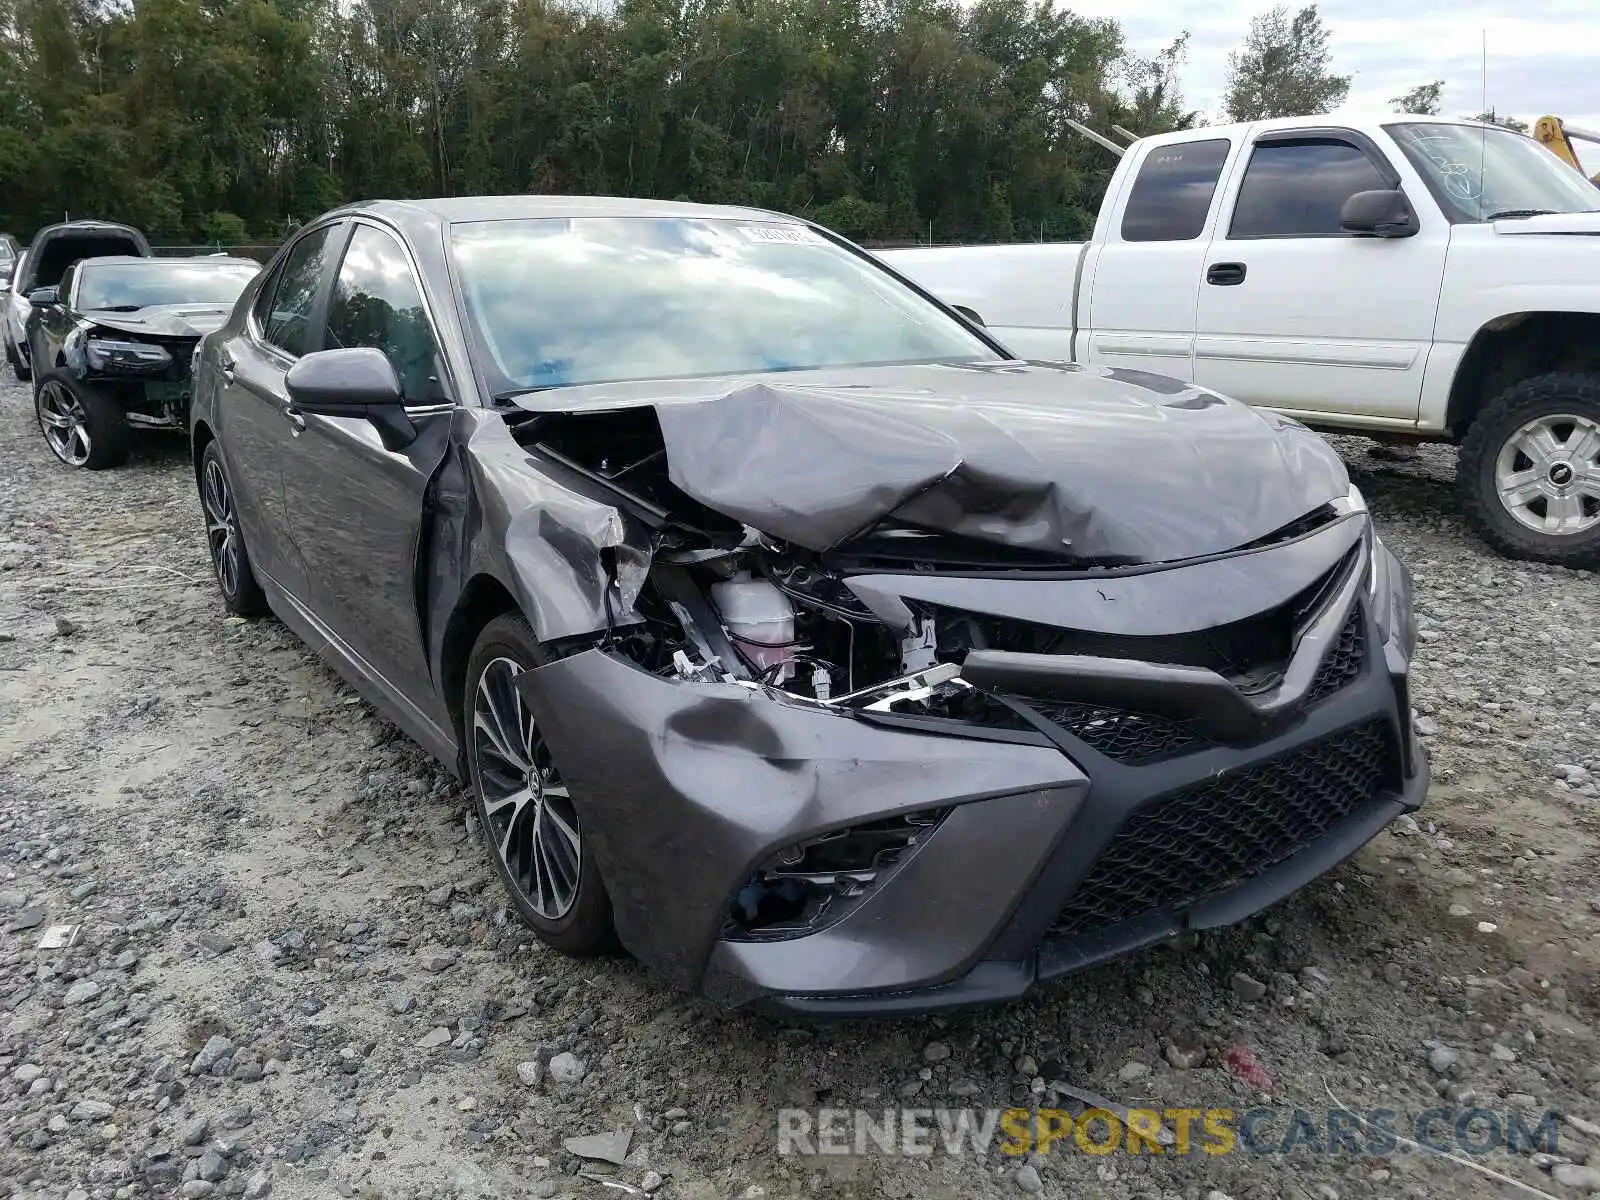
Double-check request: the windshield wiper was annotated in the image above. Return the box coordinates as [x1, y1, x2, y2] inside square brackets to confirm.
[89, 304, 144, 312]
[1485, 209, 1559, 220]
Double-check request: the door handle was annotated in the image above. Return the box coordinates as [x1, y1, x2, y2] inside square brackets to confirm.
[1206, 262, 1247, 286]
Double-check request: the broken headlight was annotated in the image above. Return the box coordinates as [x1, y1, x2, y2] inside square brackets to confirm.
[86, 338, 171, 373]
[722, 808, 949, 941]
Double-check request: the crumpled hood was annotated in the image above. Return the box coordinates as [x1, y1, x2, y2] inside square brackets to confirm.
[518, 361, 1351, 563]
[87, 303, 234, 339]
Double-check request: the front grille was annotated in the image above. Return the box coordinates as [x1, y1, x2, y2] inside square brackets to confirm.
[1025, 701, 1210, 764]
[1046, 720, 1396, 941]
[1306, 610, 1366, 704]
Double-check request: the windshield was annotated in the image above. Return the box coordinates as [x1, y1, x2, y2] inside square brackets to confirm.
[77, 261, 258, 311]
[1386, 122, 1600, 221]
[450, 216, 999, 395]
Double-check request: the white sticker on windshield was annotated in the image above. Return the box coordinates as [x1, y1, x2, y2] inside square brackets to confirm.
[738, 224, 826, 245]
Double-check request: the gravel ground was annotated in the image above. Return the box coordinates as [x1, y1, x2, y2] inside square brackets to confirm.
[1, 377, 1599, 1200]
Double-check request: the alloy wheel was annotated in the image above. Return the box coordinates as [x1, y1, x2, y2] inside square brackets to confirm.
[201, 458, 242, 599]
[473, 656, 581, 920]
[1494, 412, 1600, 537]
[37, 382, 91, 466]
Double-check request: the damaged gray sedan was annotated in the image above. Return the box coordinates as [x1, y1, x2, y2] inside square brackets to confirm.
[189, 197, 1427, 1015]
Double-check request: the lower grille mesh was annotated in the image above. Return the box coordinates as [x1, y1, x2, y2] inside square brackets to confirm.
[1026, 701, 1209, 764]
[1046, 720, 1396, 941]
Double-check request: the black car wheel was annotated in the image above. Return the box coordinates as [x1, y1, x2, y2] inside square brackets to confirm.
[1459, 372, 1600, 567]
[465, 612, 617, 956]
[35, 376, 127, 469]
[199, 441, 269, 617]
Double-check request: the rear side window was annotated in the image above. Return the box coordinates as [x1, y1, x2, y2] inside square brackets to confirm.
[258, 226, 335, 357]
[1230, 140, 1392, 238]
[1120, 139, 1232, 242]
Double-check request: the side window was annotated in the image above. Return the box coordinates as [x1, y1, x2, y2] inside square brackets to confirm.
[324, 224, 442, 403]
[1229, 140, 1392, 238]
[1120, 138, 1232, 242]
[259, 226, 335, 357]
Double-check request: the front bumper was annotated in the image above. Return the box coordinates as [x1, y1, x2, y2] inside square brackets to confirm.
[517, 525, 1426, 1016]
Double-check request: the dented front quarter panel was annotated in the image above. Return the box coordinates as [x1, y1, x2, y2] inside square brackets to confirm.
[514, 649, 1088, 992]
[456, 414, 650, 643]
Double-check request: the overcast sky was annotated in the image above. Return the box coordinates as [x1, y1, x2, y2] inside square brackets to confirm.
[1074, 0, 1600, 170]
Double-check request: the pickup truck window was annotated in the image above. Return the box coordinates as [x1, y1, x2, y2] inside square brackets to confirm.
[1386, 121, 1600, 222]
[1229, 140, 1390, 238]
[1120, 138, 1231, 242]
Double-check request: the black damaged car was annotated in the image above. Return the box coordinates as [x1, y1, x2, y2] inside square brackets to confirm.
[28, 255, 260, 468]
[189, 198, 1427, 1016]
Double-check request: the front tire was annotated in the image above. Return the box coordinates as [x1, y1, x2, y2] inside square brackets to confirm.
[198, 441, 269, 617]
[464, 612, 617, 957]
[35, 376, 127, 469]
[1459, 372, 1600, 567]
[13, 337, 32, 382]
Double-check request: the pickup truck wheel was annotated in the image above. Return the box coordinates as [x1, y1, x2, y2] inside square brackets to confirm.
[1458, 372, 1600, 566]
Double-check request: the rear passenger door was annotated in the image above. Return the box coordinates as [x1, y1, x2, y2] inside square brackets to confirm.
[1081, 136, 1236, 380]
[212, 221, 344, 598]
[1192, 129, 1448, 420]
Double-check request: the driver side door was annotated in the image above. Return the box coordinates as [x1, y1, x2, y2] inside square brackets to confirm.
[279, 219, 457, 738]
[1193, 129, 1449, 421]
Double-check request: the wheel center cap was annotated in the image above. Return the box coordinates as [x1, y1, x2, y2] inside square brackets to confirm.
[527, 768, 544, 800]
[1549, 462, 1575, 487]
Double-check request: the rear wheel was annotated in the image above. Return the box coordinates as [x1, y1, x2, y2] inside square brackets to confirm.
[199, 440, 269, 617]
[464, 613, 617, 956]
[35, 376, 127, 469]
[1459, 372, 1600, 566]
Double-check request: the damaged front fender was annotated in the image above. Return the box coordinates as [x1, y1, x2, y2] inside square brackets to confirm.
[463, 417, 651, 642]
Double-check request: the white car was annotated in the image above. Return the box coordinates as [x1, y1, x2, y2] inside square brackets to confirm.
[4, 250, 30, 379]
[877, 114, 1600, 566]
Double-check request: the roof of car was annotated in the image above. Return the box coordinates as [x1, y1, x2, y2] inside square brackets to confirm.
[327, 195, 802, 229]
[77, 255, 259, 269]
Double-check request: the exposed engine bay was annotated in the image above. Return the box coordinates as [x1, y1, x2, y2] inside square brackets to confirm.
[515, 401, 1352, 714]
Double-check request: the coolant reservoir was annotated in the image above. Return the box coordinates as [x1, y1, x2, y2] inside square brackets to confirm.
[711, 575, 796, 681]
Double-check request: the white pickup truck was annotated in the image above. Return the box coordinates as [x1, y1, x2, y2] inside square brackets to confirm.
[877, 114, 1600, 567]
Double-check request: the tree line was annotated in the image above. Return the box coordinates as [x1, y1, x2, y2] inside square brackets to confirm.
[0, 0, 1510, 248]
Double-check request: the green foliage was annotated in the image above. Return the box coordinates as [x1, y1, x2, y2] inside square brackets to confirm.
[0, 0, 1201, 244]
[1223, 4, 1350, 122]
[1468, 110, 1530, 133]
[1390, 81, 1443, 116]
[204, 211, 251, 245]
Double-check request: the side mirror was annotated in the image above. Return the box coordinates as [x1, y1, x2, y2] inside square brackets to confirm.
[285, 347, 416, 451]
[952, 305, 986, 327]
[26, 286, 59, 306]
[1340, 189, 1419, 238]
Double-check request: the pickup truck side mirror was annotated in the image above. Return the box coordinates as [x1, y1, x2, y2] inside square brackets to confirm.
[26, 285, 59, 306]
[1339, 189, 1419, 238]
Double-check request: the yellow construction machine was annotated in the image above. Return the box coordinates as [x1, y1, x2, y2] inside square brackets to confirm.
[1533, 116, 1600, 186]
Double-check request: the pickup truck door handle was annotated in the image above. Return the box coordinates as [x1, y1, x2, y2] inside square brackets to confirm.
[1206, 262, 1247, 286]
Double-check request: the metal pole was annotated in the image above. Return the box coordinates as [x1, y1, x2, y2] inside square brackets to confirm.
[1065, 119, 1126, 158]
